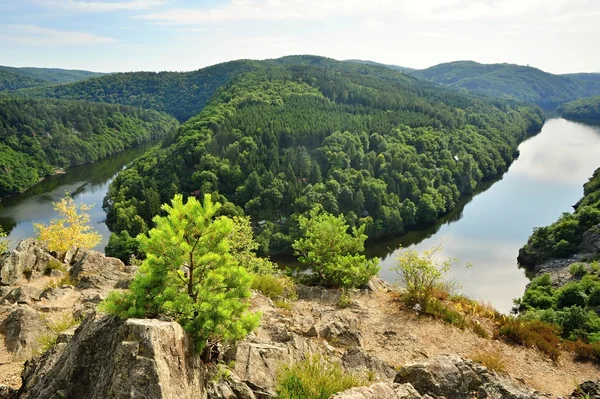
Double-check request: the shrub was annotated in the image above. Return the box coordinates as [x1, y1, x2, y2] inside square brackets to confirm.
[425, 299, 467, 330]
[275, 355, 366, 399]
[0, 226, 8, 255]
[251, 274, 296, 301]
[470, 349, 506, 373]
[393, 245, 465, 308]
[569, 263, 588, 278]
[496, 318, 561, 361]
[293, 206, 379, 289]
[589, 287, 600, 307]
[568, 340, 600, 362]
[557, 283, 587, 308]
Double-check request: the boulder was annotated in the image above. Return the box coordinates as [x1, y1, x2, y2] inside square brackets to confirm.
[581, 225, 600, 254]
[296, 284, 341, 303]
[342, 347, 396, 379]
[17, 315, 208, 399]
[394, 355, 542, 399]
[0, 239, 55, 285]
[331, 382, 422, 399]
[207, 368, 257, 399]
[0, 305, 50, 358]
[570, 380, 600, 398]
[3, 286, 43, 305]
[69, 249, 134, 290]
[320, 315, 364, 347]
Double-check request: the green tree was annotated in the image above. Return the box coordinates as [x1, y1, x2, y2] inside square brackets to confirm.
[293, 206, 379, 288]
[228, 215, 277, 275]
[0, 226, 7, 254]
[101, 194, 259, 355]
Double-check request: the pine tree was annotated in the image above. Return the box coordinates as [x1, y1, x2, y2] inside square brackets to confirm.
[102, 194, 260, 355]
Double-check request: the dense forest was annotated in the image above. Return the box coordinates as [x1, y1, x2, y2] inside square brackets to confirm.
[102, 60, 544, 259]
[411, 61, 600, 108]
[558, 96, 600, 122]
[19, 60, 264, 122]
[0, 96, 178, 197]
[0, 66, 103, 91]
[519, 168, 600, 266]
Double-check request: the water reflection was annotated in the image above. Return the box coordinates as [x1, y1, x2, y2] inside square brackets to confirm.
[0, 142, 157, 252]
[374, 118, 600, 313]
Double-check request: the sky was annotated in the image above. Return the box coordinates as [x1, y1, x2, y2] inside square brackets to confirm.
[0, 0, 598, 74]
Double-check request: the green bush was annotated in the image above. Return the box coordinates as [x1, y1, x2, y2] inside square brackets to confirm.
[251, 274, 295, 300]
[275, 355, 366, 399]
[588, 287, 600, 306]
[570, 263, 588, 278]
[557, 284, 587, 308]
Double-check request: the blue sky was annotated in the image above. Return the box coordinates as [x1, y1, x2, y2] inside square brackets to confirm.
[0, 0, 598, 74]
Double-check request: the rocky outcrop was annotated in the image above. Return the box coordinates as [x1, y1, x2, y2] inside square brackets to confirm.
[331, 382, 423, 399]
[395, 355, 542, 399]
[0, 305, 50, 358]
[320, 314, 364, 347]
[342, 347, 396, 379]
[570, 380, 600, 398]
[69, 249, 134, 290]
[0, 240, 55, 285]
[17, 315, 208, 399]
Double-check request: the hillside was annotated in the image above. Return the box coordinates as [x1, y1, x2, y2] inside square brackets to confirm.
[0, 66, 103, 91]
[345, 59, 416, 73]
[103, 60, 544, 258]
[0, 96, 178, 197]
[412, 61, 600, 108]
[558, 96, 600, 122]
[19, 60, 263, 122]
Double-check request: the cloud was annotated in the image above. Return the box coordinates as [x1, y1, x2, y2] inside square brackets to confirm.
[0, 25, 116, 45]
[33, 0, 166, 12]
[136, 0, 403, 24]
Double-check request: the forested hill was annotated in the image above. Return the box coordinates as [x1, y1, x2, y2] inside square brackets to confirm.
[411, 61, 600, 108]
[103, 62, 544, 257]
[345, 59, 416, 73]
[19, 60, 263, 122]
[557, 96, 600, 123]
[0, 96, 178, 197]
[0, 66, 103, 91]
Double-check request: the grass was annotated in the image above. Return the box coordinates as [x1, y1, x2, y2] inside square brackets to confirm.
[470, 349, 506, 373]
[274, 299, 293, 311]
[565, 340, 600, 362]
[45, 258, 66, 274]
[496, 318, 561, 362]
[337, 290, 352, 308]
[569, 263, 588, 278]
[252, 274, 296, 301]
[275, 355, 367, 399]
[35, 312, 80, 356]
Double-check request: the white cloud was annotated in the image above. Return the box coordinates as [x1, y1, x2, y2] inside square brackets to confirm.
[33, 0, 166, 12]
[0, 25, 116, 45]
[136, 0, 404, 24]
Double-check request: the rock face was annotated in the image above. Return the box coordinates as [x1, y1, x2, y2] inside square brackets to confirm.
[342, 347, 396, 379]
[570, 380, 600, 398]
[0, 305, 50, 358]
[17, 315, 208, 399]
[0, 240, 54, 285]
[69, 249, 133, 290]
[395, 355, 541, 399]
[331, 382, 422, 399]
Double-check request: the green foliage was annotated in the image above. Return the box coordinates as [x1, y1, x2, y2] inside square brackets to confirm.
[251, 274, 295, 300]
[0, 226, 7, 255]
[0, 96, 178, 197]
[425, 299, 467, 329]
[275, 355, 366, 399]
[101, 59, 545, 260]
[558, 96, 600, 123]
[101, 194, 260, 354]
[570, 263, 588, 278]
[414, 61, 600, 108]
[105, 231, 140, 264]
[393, 245, 463, 308]
[228, 216, 277, 275]
[0, 65, 103, 91]
[293, 206, 379, 288]
[520, 168, 600, 265]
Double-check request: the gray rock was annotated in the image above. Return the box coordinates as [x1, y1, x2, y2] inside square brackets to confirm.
[570, 380, 600, 398]
[581, 225, 600, 254]
[17, 315, 208, 399]
[0, 305, 50, 358]
[342, 347, 396, 379]
[0, 239, 55, 285]
[331, 382, 422, 399]
[3, 286, 43, 305]
[0, 385, 17, 399]
[367, 277, 394, 293]
[394, 354, 542, 399]
[207, 367, 256, 399]
[321, 315, 364, 347]
[69, 249, 134, 290]
[296, 284, 341, 303]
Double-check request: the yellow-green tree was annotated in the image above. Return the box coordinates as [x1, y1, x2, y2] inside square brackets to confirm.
[0, 226, 8, 254]
[34, 195, 101, 257]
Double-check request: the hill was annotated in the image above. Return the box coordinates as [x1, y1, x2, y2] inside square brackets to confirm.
[0, 96, 178, 197]
[411, 61, 600, 108]
[0, 66, 103, 91]
[103, 59, 544, 257]
[19, 60, 264, 122]
[345, 59, 416, 73]
[557, 96, 600, 123]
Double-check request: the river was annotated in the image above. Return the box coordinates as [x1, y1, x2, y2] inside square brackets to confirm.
[2, 118, 600, 313]
[0, 142, 157, 253]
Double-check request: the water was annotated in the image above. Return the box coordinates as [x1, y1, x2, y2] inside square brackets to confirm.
[371, 118, 600, 313]
[2, 118, 600, 313]
[0, 142, 157, 253]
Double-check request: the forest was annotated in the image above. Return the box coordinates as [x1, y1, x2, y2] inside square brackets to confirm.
[0, 65, 103, 92]
[410, 61, 600, 108]
[558, 96, 600, 122]
[0, 96, 178, 197]
[102, 61, 544, 259]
